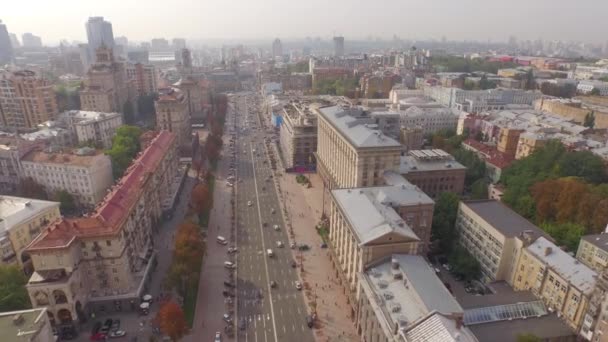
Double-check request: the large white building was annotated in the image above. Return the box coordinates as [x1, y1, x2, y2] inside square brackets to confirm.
[59, 110, 123, 148]
[399, 106, 461, 134]
[577, 80, 608, 96]
[20, 148, 113, 208]
[423, 86, 541, 113]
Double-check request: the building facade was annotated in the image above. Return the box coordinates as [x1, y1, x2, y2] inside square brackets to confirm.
[0, 196, 60, 268]
[399, 106, 461, 135]
[20, 148, 113, 208]
[279, 103, 318, 170]
[24, 131, 177, 326]
[398, 149, 466, 199]
[0, 69, 59, 130]
[576, 234, 608, 274]
[60, 110, 123, 148]
[126, 63, 158, 97]
[80, 46, 130, 114]
[155, 87, 191, 147]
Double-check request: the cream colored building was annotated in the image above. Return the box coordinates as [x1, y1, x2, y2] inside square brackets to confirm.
[455, 200, 547, 283]
[279, 102, 318, 169]
[79, 87, 115, 113]
[126, 62, 158, 97]
[20, 148, 113, 208]
[0, 308, 55, 342]
[515, 132, 548, 160]
[358, 254, 477, 342]
[511, 237, 597, 337]
[576, 234, 608, 273]
[25, 131, 177, 325]
[0, 196, 60, 268]
[174, 77, 202, 117]
[398, 149, 466, 199]
[60, 110, 123, 148]
[328, 181, 434, 317]
[316, 106, 402, 189]
[155, 87, 191, 147]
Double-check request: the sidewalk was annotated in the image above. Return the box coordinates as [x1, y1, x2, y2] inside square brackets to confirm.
[276, 172, 358, 342]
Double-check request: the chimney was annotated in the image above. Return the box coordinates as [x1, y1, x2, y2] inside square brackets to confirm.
[544, 247, 552, 256]
[391, 258, 399, 270]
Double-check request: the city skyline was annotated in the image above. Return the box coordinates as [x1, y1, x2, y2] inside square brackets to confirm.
[2, 0, 608, 45]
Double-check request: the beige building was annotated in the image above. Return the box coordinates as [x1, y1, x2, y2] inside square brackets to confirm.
[20, 148, 113, 208]
[174, 77, 202, 117]
[316, 106, 402, 189]
[279, 102, 318, 170]
[399, 106, 461, 135]
[398, 149, 466, 198]
[60, 110, 123, 148]
[497, 127, 524, 158]
[155, 87, 191, 147]
[328, 181, 434, 316]
[0, 196, 60, 269]
[399, 127, 424, 152]
[79, 86, 115, 113]
[126, 62, 158, 97]
[515, 132, 549, 160]
[24, 131, 177, 325]
[576, 234, 608, 273]
[358, 254, 477, 342]
[0, 69, 59, 130]
[511, 237, 597, 336]
[455, 200, 547, 283]
[0, 307, 55, 342]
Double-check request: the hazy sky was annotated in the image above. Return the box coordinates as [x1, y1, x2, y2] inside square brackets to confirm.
[3, 0, 608, 45]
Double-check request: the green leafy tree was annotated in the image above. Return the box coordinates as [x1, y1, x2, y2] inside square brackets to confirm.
[0, 265, 31, 311]
[590, 88, 601, 96]
[431, 192, 460, 254]
[105, 125, 142, 179]
[478, 75, 497, 90]
[517, 333, 542, 342]
[17, 177, 47, 200]
[540, 222, 585, 252]
[470, 179, 488, 199]
[56, 190, 76, 213]
[448, 246, 481, 281]
[452, 148, 486, 188]
[584, 111, 596, 128]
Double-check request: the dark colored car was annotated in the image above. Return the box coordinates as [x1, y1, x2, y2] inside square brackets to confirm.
[298, 244, 310, 251]
[291, 260, 297, 268]
[306, 315, 314, 328]
[224, 281, 235, 288]
[222, 290, 235, 297]
[320, 242, 328, 249]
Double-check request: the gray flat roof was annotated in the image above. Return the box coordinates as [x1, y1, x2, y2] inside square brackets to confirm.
[469, 313, 575, 342]
[527, 237, 597, 295]
[461, 200, 546, 239]
[332, 184, 433, 245]
[581, 233, 608, 252]
[317, 106, 401, 149]
[0, 196, 59, 235]
[399, 152, 466, 174]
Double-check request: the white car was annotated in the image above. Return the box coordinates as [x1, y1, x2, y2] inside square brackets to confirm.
[295, 281, 302, 290]
[247, 201, 253, 206]
[276, 241, 284, 248]
[214, 331, 222, 342]
[273, 224, 280, 231]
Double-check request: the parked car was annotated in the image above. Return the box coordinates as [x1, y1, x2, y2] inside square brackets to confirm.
[222, 290, 235, 297]
[111, 319, 120, 332]
[320, 242, 328, 249]
[214, 331, 222, 342]
[306, 315, 314, 328]
[298, 244, 310, 251]
[223, 313, 232, 323]
[227, 247, 238, 254]
[109, 330, 126, 338]
[290, 242, 296, 249]
[291, 260, 297, 268]
[223, 281, 235, 288]
[270, 280, 277, 288]
[295, 281, 302, 290]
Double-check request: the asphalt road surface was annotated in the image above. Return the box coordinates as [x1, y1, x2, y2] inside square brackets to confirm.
[230, 92, 315, 342]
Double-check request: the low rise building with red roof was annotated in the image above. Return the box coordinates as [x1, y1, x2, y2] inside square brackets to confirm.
[24, 130, 177, 325]
[462, 138, 515, 183]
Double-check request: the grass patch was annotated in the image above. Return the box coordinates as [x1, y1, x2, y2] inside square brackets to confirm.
[316, 225, 329, 242]
[183, 281, 199, 327]
[296, 174, 310, 185]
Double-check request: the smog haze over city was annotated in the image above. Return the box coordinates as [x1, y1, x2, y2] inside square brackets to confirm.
[3, 0, 608, 44]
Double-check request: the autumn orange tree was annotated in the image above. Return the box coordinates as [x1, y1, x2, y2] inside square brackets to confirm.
[190, 183, 211, 215]
[156, 301, 188, 341]
[167, 222, 205, 294]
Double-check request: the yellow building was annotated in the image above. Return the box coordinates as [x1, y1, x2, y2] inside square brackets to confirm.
[515, 132, 548, 160]
[155, 87, 191, 147]
[24, 131, 177, 326]
[512, 237, 597, 335]
[316, 106, 402, 190]
[0, 196, 60, 269]
[576, 234, 608, 273]
[497, 127, 524, 158]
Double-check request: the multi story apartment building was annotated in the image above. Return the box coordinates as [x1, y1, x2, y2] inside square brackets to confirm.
[155, 87, 191, 147]
[497, 127, 525, 158]
[126, 63, 158, 97]
[511, 237, 597, 335]
[0, 69, 59, 130]
[423, 86, 541, 113]
[24, 131, 177, 326]
[0, 136, 40, 193]
[316, 106, 402, 189]
[399, 106, 461, 135]
[80, 46, 131, 114]
[515, 132, 549, 160]
[397, 149, 466, 198]
[20, 148, 113, 208]
[455, 200, 547, 283]
[59, 110, 123, 148]
[279, 102, 318, 170]
[0, 196, 60, 268]
[174, 77, 202, 117]
[399, 127, 424, 152]
[358, 255, 477, 342]
[534, 98, 608, 130]
[576, 234, 608, 273]
[329, 183, 433, 314]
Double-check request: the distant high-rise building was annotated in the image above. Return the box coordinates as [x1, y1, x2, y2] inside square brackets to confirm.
[151, 38, 170, 51]
[272, 38, 283, 58]
[22, 33, 42, 48]
[115, 36, 128, 47]
[78, 44, 91, 70]
[85, 17, 114, 56]
[8, 33, 19, 48]
[172, 38, 186, 50]
[0, 20, 13, 65]
[333, 36, 344, 57]
[127, 50, 149, 64]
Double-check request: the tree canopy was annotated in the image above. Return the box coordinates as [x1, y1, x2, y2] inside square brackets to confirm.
[429, 56, 518, 74]
[0, 265, 31, 312]
[313, 78, 358, 96]
[156, 301, 188, 341]
[105, 125, 142, 179]
[431, 192, 460, 254]
[55, 190, 76, 214]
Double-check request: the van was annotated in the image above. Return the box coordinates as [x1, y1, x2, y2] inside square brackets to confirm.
[266, 249, 274, 257]
[217, 236, 228, 245]
[224, 261, 236, 269]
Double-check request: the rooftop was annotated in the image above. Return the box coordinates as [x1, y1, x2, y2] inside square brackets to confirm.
[0, 308, 49, 342]
[462, 139, 515, 169]
[403, 312, 478, 342]
[317, 106, 401, 149]
[62, 110, 122, 124]
[527, 237, 597, 295]
[461, 200, 546, 239]
[332, 183, 433, 245]
[0, 197, 58, 236]
[20, 148, 104, 167]
[399, 149, 466, 174]
[362, 254, 466, 337]
[26, 131, 175, 251]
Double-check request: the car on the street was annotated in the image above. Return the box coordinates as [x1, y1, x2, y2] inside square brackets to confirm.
[90, 333, 106, 341]
[273, 224, 280, 231]
[239, 318, 246, 330]
[226, 182, 234, 187]
[217, 236, 228, 245]
[295, 281, 302, 290]
[227, 247, 238, 254]
[109, 330, 126, 338]
[290, 242, 296, 249]
[224, 261, 236, 269]
[247, 201, 252, 206]
[306, 315, 314, 328]
[214, 331, 222, 342]
[223, 313, 232, 323]
[291, 260, 297, 268]
[276, 241, 284, 248]
[223, 281, 235, 288]
[111, 319, 120, 332]
[222, 290, 235, 298]
[271, 208, 276, 214]
[298, 244, 310, 251]
[100, 319, 113, 334]
[270, 280, 277, 288]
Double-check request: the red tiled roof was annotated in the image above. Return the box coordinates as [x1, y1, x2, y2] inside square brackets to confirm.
[462, 138, 515, 170]
[26, 131, 175, 251]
